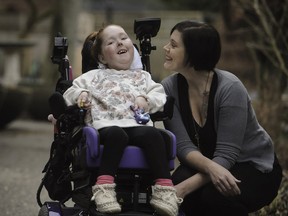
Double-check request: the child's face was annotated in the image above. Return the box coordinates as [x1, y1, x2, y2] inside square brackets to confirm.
[99, 25, 134, 70]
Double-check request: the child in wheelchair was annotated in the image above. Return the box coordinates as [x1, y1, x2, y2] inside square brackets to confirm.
[62, 24, 182, 216]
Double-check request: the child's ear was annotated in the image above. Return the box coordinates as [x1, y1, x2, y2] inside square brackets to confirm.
[98, 55, 107, 64]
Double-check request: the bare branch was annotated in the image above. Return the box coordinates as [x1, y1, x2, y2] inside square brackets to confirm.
[247, 0, 288, 76]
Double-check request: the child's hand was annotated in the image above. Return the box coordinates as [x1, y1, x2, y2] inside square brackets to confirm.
[77, 91, 91, 109]
[134, 96, 149, 111]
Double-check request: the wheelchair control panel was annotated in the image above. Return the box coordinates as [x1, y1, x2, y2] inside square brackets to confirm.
[130, 105, 151, 125]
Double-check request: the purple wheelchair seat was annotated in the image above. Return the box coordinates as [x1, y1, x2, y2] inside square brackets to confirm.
[83, 126, 176, 170]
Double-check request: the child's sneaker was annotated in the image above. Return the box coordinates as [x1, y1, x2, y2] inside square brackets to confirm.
[150, 185, 183, 216]
[91, 183, 121, 213]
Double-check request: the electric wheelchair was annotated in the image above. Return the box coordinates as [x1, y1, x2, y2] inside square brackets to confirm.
[36, 18, 177, 216]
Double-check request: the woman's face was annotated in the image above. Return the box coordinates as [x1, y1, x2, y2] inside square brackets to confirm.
[163, 30, 186, 71]
[99, 25, 134, 70]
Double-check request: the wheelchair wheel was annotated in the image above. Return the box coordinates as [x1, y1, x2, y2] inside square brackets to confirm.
[38, 205, 49, 216]
[38, 202, 63, 216]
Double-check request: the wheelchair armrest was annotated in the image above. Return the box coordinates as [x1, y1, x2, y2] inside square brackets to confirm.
[49, 91, 67, 119]
[83, 126, 100, 159]
[55, 78, 73, 95]
[150, 96, 175, 122]
[157, 128, 176, 160]
[49, 91, 85, 122]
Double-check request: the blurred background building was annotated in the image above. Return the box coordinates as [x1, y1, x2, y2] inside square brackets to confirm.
[0, 0, 201, 122]
[0, 0, 287, 163]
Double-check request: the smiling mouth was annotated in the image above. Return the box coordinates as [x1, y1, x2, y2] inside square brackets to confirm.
[118, 49, 127, 54]
[165, 56, 172, 61]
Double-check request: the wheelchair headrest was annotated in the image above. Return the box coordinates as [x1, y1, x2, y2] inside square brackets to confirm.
[130, 46, 143, 71]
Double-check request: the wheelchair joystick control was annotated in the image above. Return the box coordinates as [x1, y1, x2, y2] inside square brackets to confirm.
[130, 105, 150, 125]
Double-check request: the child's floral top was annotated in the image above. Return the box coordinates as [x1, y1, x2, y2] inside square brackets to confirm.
[63, 69, 166, 129]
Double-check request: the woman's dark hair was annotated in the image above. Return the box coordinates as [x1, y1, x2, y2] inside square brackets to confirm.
[81, 31, 99, 73]
[171, 20, 221, 71]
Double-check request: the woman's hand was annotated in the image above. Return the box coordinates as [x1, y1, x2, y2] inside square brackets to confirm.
[134, 96, 149, 111]
[208, 162, 241, 196]
[77, 91, 91, 109]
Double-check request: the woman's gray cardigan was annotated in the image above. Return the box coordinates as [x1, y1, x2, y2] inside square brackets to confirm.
[161, 69, 275, 173]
